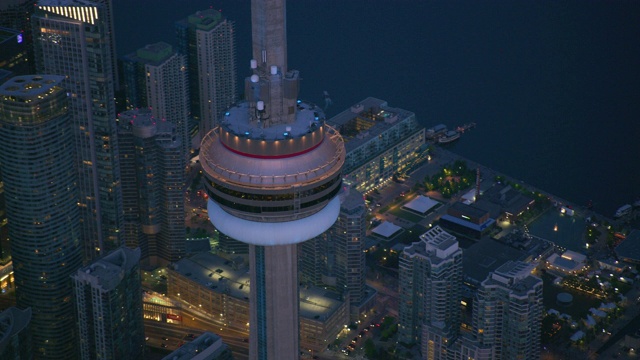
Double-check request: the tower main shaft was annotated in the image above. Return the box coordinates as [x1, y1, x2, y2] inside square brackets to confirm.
[201, 0, 344, 358]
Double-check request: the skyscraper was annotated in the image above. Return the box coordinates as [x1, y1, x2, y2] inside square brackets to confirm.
[398, 226, 463, 345]
[122, 42, 191, 160]
[118, 108, 186, 266]
[32, 0, 125, 261]
[300, 188, 366, 306]
[0, 75, 83, 359]
[200, 0, 345, 357]
[472, 261, 543, 360]
[72, 247, 145, 360]
[176, 9, 236, 139]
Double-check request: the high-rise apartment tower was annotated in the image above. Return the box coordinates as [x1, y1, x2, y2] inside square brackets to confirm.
[32, 0, 125, 261]
[0, 75, 83, 359]
[176, 9, 236, 139]
[72, 247, 145, 360]
[300, 188, 366, 306]
[200, 0, 345, 358]
[118, 109, 186, 266]
[122, 42, 191, 160]
[399, 226, 463, 345]
[472, 261, 543, 360]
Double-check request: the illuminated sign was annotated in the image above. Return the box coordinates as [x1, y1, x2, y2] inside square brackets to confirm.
[166, 313, 182, 321]
[17, 34, 23, 44]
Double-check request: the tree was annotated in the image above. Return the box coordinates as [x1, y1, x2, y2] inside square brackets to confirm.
[364, 338, 377, 359]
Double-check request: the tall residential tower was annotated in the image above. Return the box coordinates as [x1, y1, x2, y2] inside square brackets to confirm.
[176, 9, 236, 140]
[118, 109, 186, 266]
[72, 247, 145, 360]
[32, 0, 125, 261]
[0, 75, 83, 359]
[200, 1, 345, 358]
[122, 42, 191, 160]
[399, 226, 463, 346]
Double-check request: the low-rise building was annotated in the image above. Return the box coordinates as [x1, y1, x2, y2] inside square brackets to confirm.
[167, 252, 348, 353]
[439, 202, 495, 239]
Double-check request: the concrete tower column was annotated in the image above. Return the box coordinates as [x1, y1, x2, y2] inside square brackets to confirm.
[249, 244, 299, 359]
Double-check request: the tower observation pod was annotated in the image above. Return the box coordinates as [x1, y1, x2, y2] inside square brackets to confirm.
[199, 0, 345, 358]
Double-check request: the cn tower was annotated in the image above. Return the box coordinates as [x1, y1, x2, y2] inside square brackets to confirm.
[200, 0, 345, 358]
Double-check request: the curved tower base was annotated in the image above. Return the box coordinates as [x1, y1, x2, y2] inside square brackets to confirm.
[249, 244, 299, 359]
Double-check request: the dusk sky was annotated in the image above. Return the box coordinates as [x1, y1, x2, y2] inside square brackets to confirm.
[115, 0, 640, 215]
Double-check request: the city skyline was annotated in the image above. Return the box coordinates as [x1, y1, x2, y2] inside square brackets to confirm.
[1, 1, 640, 359]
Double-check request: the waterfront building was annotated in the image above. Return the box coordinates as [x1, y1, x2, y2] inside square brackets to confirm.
[167, 252, 349, 354]
[122, 42, 191, 160]
[0, 75, 83, 359]
[199, 0, 345, 357]
[327, 97, 424, 193]
[479, 183, 535, 221]
[72, 247, 145, 360]
[439, 201, 495, 240]
[472, 261, 543, 360]
[398, 226, 463, 345]
[32, 0, 125, 261]
[161, 332, 232, 360]
[176, 9, 236, 139]
[0, 307, 32, 360]
[118, 109, 186, 266]
[300, 188, 367, 306]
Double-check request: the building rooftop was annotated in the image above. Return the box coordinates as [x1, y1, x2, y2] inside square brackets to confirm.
[484, 261, 542, 297]
[0, 75, 65, 97]
[184, 9, 224, 31]
[327, 97, 415, 153]
[449, 201, 489, 220]
[0, 307, 31, 349]
[299, 286, 343, 321]
[73, 247, 141, 292]
[403, 196, 440, 215]
[615, 229, 640, 263]
[440, 214, 495, 233]
[372, 221, 402, 238]
[403, 226, 460, 261]
[174, 252, 345, 320]
[127, 42, 174, 66]
[174, 252, 251, 300]
[462, 237, 528, 286]
[339, 187, 365, 213]
[161, 332, 229, 360]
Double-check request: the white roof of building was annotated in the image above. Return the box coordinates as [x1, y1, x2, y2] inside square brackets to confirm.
[461, 189, 477, 203]
[402, 195, 439, 214]
[372, 221, 402, 238]
[562, 250, 587, 263]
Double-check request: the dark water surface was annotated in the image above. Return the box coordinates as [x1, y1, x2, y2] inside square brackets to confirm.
[114, 0, 640, 216]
